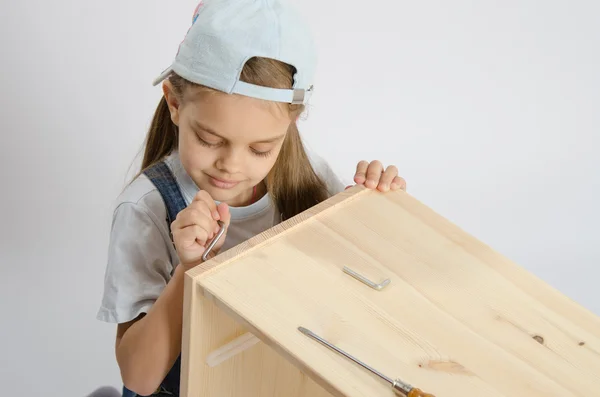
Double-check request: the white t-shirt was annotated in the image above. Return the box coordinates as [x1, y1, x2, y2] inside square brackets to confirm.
[96, 148, 346, 324]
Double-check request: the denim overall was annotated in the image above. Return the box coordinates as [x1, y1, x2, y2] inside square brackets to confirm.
[122, 160, 187, 396]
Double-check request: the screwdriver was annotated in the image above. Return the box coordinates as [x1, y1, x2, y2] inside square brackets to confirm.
[298, 327, 435, 397]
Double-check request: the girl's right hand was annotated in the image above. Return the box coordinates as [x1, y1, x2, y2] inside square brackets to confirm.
[170, 190, 231, 269]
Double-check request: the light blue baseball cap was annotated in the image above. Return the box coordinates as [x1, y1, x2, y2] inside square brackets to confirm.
[152, 0, 316, 105]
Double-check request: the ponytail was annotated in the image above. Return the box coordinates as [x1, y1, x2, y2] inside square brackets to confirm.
[267, 122, 329, 221]
[129, 75, 187, 183]
[140, 96, 179, 171]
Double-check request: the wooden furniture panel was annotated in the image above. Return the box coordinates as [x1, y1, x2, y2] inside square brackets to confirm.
[181, 185, 600, 397]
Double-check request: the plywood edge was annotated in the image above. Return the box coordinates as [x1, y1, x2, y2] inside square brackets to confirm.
[185, 184, 376, 282]
[180, 268, 198, 397]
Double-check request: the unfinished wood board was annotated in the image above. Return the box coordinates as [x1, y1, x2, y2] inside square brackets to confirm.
[181, 185, 600, 397]
[180, 281, 334, 397]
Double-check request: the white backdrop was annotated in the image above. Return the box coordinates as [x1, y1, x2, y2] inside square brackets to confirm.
[1, 0, 598, 395]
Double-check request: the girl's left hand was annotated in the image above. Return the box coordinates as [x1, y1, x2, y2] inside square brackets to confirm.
[347, 160, 407, 192]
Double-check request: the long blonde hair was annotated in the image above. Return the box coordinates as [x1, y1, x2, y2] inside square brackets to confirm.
[137, 56, 329, 221]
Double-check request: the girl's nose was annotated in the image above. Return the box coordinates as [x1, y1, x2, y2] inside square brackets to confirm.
[215, 149, 243, 174]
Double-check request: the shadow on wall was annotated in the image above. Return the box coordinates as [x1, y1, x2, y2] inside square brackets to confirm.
[86, 386, 121, 397]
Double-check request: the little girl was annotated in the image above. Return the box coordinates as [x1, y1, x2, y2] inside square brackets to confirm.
[97, 0, 406, 395]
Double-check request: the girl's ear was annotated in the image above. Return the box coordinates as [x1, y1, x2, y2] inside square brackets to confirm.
[162, 80, 181, 126]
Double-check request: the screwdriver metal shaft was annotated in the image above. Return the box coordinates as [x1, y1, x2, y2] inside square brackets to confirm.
[298, 327, 435, 397]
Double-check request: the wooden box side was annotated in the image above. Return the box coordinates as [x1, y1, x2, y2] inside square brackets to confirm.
[182, 185, 600, 397]
[180, 274, 335, 397]
[179, 186, 366, 397]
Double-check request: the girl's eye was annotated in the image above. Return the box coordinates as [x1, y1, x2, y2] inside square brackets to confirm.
[197, 135, 221, 148]
[251, 148, 272, 158]
[197, 132, 272, 158]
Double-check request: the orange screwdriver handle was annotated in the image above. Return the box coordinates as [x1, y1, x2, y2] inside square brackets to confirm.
[407, 388, 435, 397]
[391, 378, 435, 397]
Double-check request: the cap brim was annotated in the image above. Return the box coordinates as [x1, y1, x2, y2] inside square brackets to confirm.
[152, 66, 173, 86]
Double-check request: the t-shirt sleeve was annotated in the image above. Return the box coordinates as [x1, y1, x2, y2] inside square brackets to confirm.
[96, 201, 175, 324]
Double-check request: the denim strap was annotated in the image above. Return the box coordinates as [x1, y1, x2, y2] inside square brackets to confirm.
[120, 160, 186, 397]
[143, 160, 188, 227]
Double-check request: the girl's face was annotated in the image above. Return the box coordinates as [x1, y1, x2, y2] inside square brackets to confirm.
[163, 81, 291, 207]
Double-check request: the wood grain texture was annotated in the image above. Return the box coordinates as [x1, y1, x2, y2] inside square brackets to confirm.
[180, 282, 333, 397]
[182, 185, 600, 397]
